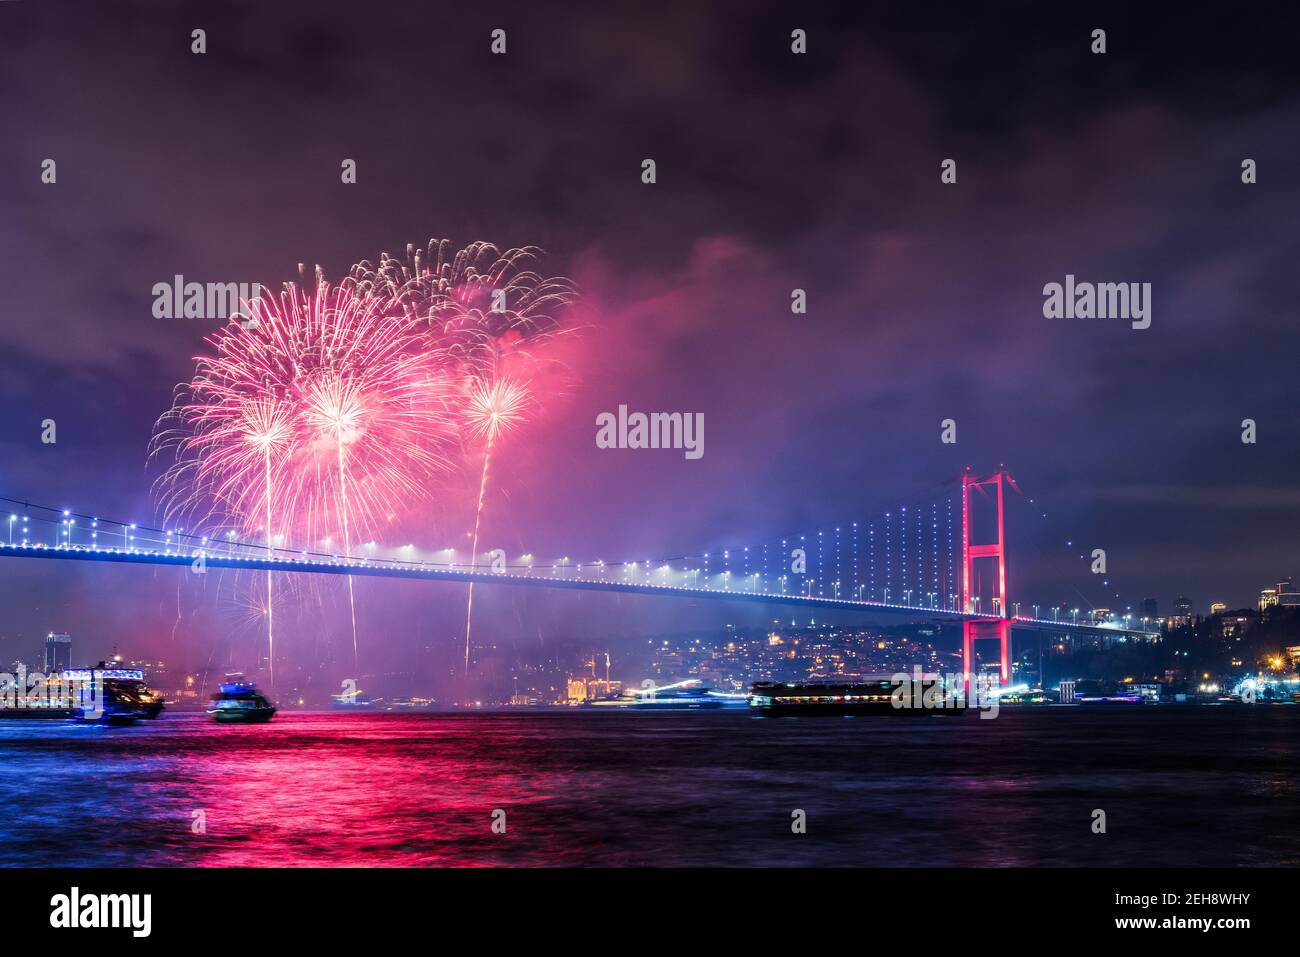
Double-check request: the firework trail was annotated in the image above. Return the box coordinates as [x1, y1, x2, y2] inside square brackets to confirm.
[249, 398, 291, 687]
[461, 377, 531, 674]
[152, 279, 459, 676]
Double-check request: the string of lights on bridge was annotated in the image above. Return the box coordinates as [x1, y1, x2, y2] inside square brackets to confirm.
[0, 491, 1155, 636]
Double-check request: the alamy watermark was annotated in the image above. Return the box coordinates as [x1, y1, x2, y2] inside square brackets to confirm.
[152, 275, 262, 322]
[596, 405, 704, 460]
[0, 665, 103, 718]
[49, 887, 151, 938]
[890, 668, 1003, 719]
[1042, 274, 1151, 330]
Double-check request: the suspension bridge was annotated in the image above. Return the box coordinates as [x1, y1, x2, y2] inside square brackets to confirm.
[0, 468, 1157, 681]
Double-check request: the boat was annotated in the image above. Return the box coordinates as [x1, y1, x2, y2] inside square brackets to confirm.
[86, 665, 165, 719]
[207, 675, 276, 723]
[73, 671, 149, 723]
[749, 675, 970, 716]
[330, 688, 376, 710]
[0, 665, 155, 724]
[586, 679, 749, 710]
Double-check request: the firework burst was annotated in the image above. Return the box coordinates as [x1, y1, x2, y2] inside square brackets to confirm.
[153, 239, 578, 684]
[152, 279, 460, 674]
[464, 377, 531, 443]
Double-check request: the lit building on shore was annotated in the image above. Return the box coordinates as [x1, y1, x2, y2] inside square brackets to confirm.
[1259, 577, 1299, 613]
[43, 632, 72, 674]
[565, 676, 622, 704]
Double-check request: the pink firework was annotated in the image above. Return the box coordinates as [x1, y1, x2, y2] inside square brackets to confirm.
[155, 280, 459, 546]
[154, 240, 579, 681]
[152, 279, 460, 672]
[350, 238, 578, 380]
[464, 377, 531, 444]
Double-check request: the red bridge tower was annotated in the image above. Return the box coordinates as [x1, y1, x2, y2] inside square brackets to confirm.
[961, 467, 1015, 683]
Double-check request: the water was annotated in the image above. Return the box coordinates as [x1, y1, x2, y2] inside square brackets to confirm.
[1, 707, 1296, 867]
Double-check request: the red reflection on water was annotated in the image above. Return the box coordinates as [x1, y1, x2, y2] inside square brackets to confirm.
[182, 714, 563, 866]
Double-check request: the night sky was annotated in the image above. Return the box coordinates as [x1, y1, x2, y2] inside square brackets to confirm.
[2, 1, 1298, 685]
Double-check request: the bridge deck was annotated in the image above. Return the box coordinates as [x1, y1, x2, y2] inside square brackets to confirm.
[0, 542, 1157, 637]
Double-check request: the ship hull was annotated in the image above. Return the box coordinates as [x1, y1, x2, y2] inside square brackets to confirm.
[749, 679, 973, 717]
[0, 708, 76, 720]
[751, 701, 969, 717]
[209, 708, 276, 723]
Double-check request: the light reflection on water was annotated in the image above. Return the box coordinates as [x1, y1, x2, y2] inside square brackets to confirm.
[0, 708, 1295, 867]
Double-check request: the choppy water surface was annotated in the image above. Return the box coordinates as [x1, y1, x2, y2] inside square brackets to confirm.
[1, 707, 1295, 866]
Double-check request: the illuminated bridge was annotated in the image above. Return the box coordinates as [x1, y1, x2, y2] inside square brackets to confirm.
[0, 469, 1158, 680]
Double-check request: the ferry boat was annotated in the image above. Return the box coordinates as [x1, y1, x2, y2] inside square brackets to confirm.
[208, 675, 276, 723]
[77, 665, 165, 722]
[84, 665, 165, 719]
[0, 665, 159, 724]
[749, 675, 967, 716]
